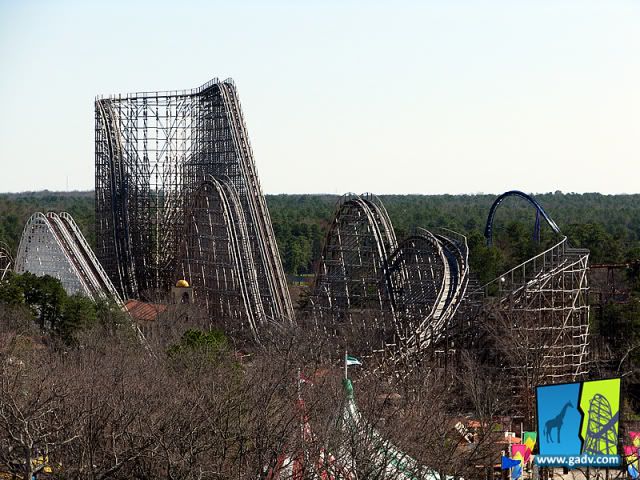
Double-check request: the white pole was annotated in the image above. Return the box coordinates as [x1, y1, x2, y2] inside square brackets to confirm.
[344, 350, 348, 380]
[520, 422, 524, 478]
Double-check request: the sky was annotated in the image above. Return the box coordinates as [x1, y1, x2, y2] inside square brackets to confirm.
[0, 0, 637, 195]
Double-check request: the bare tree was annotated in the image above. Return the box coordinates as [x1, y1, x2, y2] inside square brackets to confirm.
[0, 303, 517, 479]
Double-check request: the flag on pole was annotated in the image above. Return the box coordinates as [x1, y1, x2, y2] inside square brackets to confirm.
[346, 355, 362, 366]
[627, 433, 640, 479]
[511, 444, 526, 480]
[501, 456, 520, 470]
[344, 352, 362, 379]
[523, 431, 537, 463]
[624, 445, 639, 479]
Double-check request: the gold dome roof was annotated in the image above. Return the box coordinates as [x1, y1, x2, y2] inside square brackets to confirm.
[175, 279, 190, 288]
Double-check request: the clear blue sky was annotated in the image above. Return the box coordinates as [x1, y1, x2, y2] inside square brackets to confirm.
[0, 0, 637, 194]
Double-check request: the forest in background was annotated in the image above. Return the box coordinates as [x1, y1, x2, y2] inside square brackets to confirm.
[1, 190, 639, 286]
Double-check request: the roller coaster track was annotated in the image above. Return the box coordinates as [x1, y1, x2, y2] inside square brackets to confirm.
[481, 236, 590, 381]
[478, 191, 590, 382]
[178, 176, 266, 339]
[0, 242, 13, 281]
[14, 212, 122, 304]
[388, 228, 469, 359]
[96, 78, 293, 333]
[484, 190, 561, 246]
[311, 194, 398, 321]
[218, 81, 294, 324]
[58, 212, 123, 302]
[310, 194, 469, 360]
[96, 98, 138, 299]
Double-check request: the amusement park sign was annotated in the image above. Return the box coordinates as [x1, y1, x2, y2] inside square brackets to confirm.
[535, 378, 621, 468]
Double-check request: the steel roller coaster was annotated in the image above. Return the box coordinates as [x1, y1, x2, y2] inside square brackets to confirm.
[484, 190, 561, 246]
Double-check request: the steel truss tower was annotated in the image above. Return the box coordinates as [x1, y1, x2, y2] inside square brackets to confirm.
[95, 78, 293, 326]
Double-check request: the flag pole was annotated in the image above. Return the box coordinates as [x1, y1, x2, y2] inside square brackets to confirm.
[344, 350, 348, 380]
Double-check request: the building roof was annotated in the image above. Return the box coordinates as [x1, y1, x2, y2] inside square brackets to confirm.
[124, 299, 167, 322]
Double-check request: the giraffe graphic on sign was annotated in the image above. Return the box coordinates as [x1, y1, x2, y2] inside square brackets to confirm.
[545, 401, 573, 443]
